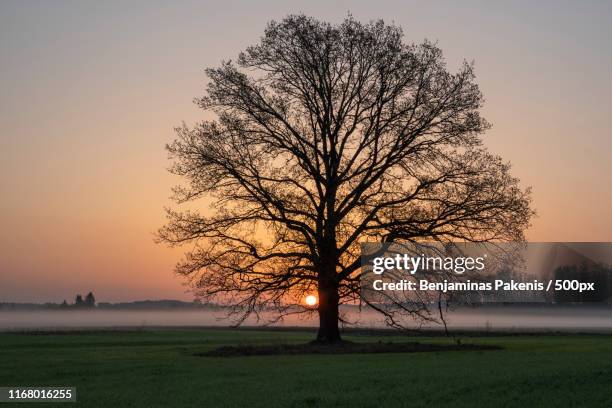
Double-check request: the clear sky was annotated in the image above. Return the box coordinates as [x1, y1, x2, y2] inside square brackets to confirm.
[1, 0, 611, 302]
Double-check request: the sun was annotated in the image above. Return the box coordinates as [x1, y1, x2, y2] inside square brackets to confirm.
[305, 295, 318, 306]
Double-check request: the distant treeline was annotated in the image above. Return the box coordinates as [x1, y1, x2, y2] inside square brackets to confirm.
[0, 297, 222, 311]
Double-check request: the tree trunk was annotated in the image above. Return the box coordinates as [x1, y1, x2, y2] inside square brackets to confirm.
[316, 278, 341, 343]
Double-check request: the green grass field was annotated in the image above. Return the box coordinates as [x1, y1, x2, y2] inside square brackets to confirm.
[2, 328, 612, 407]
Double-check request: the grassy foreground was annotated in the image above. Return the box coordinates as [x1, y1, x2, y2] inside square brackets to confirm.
[1, 328, 612, 407]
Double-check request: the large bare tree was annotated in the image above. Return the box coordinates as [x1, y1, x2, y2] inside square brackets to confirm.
[158, 15, 532, 343]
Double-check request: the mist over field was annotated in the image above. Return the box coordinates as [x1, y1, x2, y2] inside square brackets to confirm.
[2, 306, 612, 332]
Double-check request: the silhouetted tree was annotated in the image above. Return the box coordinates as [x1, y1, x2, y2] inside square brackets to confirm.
[85, 292, 96, 307]
[60, 300, 69, 308]
[158, 15, 533, 343]
[74, 294, 84, 307]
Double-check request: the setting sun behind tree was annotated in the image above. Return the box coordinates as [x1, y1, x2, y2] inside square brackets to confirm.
[305, 295, 317, 307]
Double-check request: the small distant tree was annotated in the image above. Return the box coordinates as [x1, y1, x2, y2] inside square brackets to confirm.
[60, 300, 69, 308]
[74, 294, 84, 307]
[85, 292, 96, 307]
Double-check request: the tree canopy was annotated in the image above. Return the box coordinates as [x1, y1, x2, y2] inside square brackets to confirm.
[158, 15, 533, 342]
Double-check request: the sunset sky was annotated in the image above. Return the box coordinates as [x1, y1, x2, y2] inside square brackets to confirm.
[1, 0, 611, 303]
